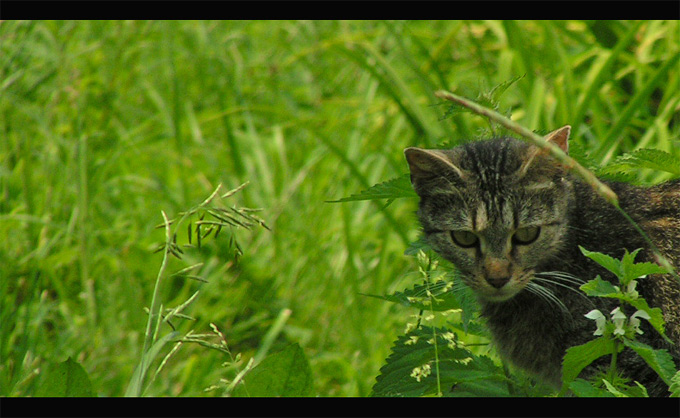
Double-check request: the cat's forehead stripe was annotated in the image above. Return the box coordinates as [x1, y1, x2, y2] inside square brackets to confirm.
[525, 181, 556, 191]
[495, 139, 509, 174]
[475, 201, 488, 231]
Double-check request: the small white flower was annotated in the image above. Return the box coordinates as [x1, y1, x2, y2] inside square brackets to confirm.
[610, 307, 627, 336]
[410, 364, 431, 382]
[442, 308, 462, 316]
[585, 309, 607, 336]
[416, 250, 430, 269]
[442, 332, 458, 349]
[626, 280, 639, 299]
[630, 310, 651, 335]
[455, 357, 473, 365]
[441, 332, 456, 342]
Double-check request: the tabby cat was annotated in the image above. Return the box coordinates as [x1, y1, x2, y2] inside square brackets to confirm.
[405, 126, 680, 396]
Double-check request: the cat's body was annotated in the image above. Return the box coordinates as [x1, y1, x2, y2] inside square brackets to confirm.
[405, 127, 680, 396]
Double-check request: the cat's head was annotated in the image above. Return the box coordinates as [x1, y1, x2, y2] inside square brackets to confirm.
[405, 126, 573, 302]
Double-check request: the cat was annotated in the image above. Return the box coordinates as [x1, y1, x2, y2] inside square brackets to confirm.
[404, 126, 680, 396]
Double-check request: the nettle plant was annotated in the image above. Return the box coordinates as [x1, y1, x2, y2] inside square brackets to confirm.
[561, 247, 678, 397]
[367, 248, 680, 397]
[335, 92, 680, 397]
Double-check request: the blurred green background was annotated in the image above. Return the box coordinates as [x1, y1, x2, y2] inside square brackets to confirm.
[1, 20, 678, 396]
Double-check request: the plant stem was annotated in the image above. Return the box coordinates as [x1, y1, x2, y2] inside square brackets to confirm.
[133, 210, 173, 396]
[608, 339, 619, 384]
[78, 135, 97, 327]
[423, 261, 442, 397]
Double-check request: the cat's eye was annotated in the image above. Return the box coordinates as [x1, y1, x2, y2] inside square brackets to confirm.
[451, 230, 479, 248]
[513, 226, 541, 245]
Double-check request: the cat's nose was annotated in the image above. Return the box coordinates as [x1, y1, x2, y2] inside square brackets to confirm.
[486, 277, 510, 289]
[484, 258, 511, 289]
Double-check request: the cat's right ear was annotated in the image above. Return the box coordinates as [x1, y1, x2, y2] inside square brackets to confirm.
[404, 147, 465, 181]
[519, 126, 571, 177]
[544, 125, 570, 154]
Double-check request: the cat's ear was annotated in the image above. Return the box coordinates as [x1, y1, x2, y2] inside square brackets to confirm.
[404, 147, 465, 180]
[519, 126, 571, 177]
[544, 125, 570, 154]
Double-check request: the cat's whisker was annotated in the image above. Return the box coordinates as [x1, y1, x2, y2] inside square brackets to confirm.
[532, 275, 592, 304]
[525, 282, 569, 314]
[534, 271, 586, 287]
[533, 279, 588, 299]
[536, 271, 584, 282]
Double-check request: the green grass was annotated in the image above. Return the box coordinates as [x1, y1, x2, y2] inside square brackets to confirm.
[1, 20, 678, 397]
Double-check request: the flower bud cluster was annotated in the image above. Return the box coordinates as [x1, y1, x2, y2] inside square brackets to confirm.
[585, 307, 651, 338]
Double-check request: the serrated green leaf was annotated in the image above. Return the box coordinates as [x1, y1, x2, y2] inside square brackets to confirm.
[669, 370, 680, 397]
[598, 171, 640, 183]
[446, 376, 511, 397]
[35, 357, 94, 397]
[569, 378, 615, 397]
[447, 319, 490, 339]
[363, 277, 477, 314]
[580, 276, 619, 298]
[372, 326, 505, 397]
[618, 248, 669, 283]
[328, 174, 416, 203]
[561, 336, 621, 388]
[234, 343, 313, 397]
[362, 280, 459, 312]
[602, 149, 680, 176]
[454, 285, 481, 332]
[622, 262, 670, 283]
[619, 248, 642, 269]
[622, 339, 677, 386]
[579, 246, 621, 278]
[627, 298, 668, 340]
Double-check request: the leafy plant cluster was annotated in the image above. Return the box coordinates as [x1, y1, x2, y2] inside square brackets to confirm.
[369, 250, 553, 397]
[561, 248, 679, 397]
[367, 245, 680, 397]
[33, 184, 314, 397]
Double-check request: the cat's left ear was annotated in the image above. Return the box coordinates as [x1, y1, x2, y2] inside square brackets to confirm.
[404, 147, 465, 180]
[544, 125, 570, 154]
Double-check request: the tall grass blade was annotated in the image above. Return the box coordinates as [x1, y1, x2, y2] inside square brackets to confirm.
[125, 331, 180, 396]
[595, 50, 680, 162]
[572, 21, 645, 137]
[337, 42, 440, 144]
